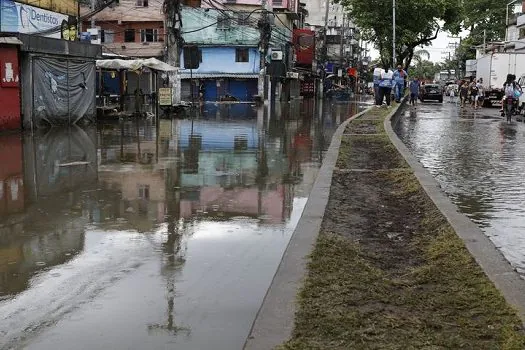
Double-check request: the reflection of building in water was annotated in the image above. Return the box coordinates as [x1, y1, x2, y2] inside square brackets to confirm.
[23, 126, 99, 199]
[97, 120, 177, 231]
[177, 119, 293, 224]
[0, 134, 24, 217]
[0, 127, 96, 297]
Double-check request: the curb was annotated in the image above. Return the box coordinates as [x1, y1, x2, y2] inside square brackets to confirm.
[385, 105, 525, 325]
[243, 104, 374, 350]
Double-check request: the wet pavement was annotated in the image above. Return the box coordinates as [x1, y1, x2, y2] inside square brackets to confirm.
[395, 101, 525, 276]
[0, 98, 369, 350]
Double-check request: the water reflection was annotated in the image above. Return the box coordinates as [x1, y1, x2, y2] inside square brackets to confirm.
[0, 100, 368, 349]
[395, 103, 525, 276]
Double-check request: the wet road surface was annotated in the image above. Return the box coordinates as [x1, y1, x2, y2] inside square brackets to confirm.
[0, 99, 369, 350]
[395, 101, 525, 276]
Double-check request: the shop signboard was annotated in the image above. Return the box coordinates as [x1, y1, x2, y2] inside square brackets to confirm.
[158, 88, 172, 106]
[0, 0, 69, 39]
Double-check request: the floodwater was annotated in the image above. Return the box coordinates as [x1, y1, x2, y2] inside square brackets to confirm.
[0, 98, 368, 350]
[395, 102, 525, 276]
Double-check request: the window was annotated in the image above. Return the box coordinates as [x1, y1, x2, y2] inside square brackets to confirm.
[520, 28, 525, 40]
[100, 29, 114, 43]
[235, 48, 249, 62]
[124, 29, 135, 42]
[138, 185, 150, 199]
[237, 12, 249, 25]
[140, 29, 158, 42]
[136, 0, 148, 6]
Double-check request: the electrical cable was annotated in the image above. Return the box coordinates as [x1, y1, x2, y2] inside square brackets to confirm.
[203, 0, 291, 43]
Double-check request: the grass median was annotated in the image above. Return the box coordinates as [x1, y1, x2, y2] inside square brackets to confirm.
[278, 105, 525, 350]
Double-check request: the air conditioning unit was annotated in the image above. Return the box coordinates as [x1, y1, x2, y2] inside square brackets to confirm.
[271, 51, 283, 60]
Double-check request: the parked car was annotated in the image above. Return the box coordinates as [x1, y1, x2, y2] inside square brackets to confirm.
[420, 83, 443, 103]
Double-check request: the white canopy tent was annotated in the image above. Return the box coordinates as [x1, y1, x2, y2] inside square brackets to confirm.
[96, 58, 178, 72]
[95, 58, 178, 113]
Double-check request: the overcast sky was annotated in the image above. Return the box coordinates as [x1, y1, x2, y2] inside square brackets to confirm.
[368, 29, 465, 64]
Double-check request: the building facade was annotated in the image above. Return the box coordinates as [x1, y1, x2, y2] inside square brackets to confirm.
[81, 0, 165, 58]
[179, 3, 297, 102]
[1, 0, 100, 131]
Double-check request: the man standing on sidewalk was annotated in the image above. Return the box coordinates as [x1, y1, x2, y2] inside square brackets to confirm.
[393, 65, 408, 103]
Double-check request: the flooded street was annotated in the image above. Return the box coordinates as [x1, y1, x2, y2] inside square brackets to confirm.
[0, 99, 367, 349]
[395, 102, 525, 276]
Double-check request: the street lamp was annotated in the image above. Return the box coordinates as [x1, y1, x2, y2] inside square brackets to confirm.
[392, 0, 396, 67]
[506, 0, 519, 42]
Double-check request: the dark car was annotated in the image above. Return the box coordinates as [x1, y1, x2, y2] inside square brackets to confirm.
[420, 84, 443, 103]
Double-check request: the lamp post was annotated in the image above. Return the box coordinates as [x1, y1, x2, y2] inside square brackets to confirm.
[506, 0, 519, 42]
[392, 0, 396, 68]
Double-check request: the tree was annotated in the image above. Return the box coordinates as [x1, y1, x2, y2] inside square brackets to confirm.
[338, 0, 462, 69]
[413, 49, 430, 64]
[456, 0, 506, 63]
[409, 59, 440, 81]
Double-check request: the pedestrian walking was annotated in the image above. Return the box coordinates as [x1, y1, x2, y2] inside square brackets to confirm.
[476, 79, 484, 109]
[409, 77, 420, 107]
[376, 66, 394, 108]
[373, 66, 382, 99]
[393, 65, 408, 103]
[460, 81, 469, 107]
[447, 84, 456, 103]
[470, 81, 479, 109]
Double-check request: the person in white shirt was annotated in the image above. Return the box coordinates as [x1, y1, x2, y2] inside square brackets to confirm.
[373, 66, 382, 98]
[376, 66, 394, 107]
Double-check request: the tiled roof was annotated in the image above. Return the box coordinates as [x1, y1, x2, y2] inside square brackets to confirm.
[81, 0, 164, 22]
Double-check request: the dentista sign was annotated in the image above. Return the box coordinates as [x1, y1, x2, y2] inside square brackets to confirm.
[0, 0, 68, 39]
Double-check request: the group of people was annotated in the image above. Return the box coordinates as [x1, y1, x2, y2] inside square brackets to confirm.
[444, 79, 485, 109]
[373, 65, 408, 108]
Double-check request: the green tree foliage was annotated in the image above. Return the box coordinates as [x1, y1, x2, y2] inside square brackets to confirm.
[410, 59, 441, 81]
[458, 0, 506, 61]
[338, 0, 462, 69]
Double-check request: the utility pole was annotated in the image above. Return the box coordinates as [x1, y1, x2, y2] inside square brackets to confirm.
[320, 0, 330, 97]
[447, 37, 461, 79]
[165, 0, 182, 105]
[258, 0, 271, 100]
[392, 0, 396, 68]
[322, 0, 330, 61]
[91, 0, 95, 28]
[339, 12, 345, 85]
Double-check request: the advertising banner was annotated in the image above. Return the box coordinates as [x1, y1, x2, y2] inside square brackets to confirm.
[0, 0, 69, 39]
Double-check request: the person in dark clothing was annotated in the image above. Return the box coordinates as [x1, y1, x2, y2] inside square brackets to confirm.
[199, 82, 205, 102]
[409, 77, 420, 107]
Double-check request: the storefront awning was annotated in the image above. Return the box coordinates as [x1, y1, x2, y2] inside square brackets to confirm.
[179, 72, 259, 79]
[96, 58, 178, 72]
[0, 37, 23, 45]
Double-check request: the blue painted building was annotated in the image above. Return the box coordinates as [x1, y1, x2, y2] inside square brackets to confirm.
[180, 46, 260, 102]
[180, 7, 291, 102]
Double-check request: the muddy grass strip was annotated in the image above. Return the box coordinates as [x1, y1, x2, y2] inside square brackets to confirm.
[279, 107, 525, 350]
